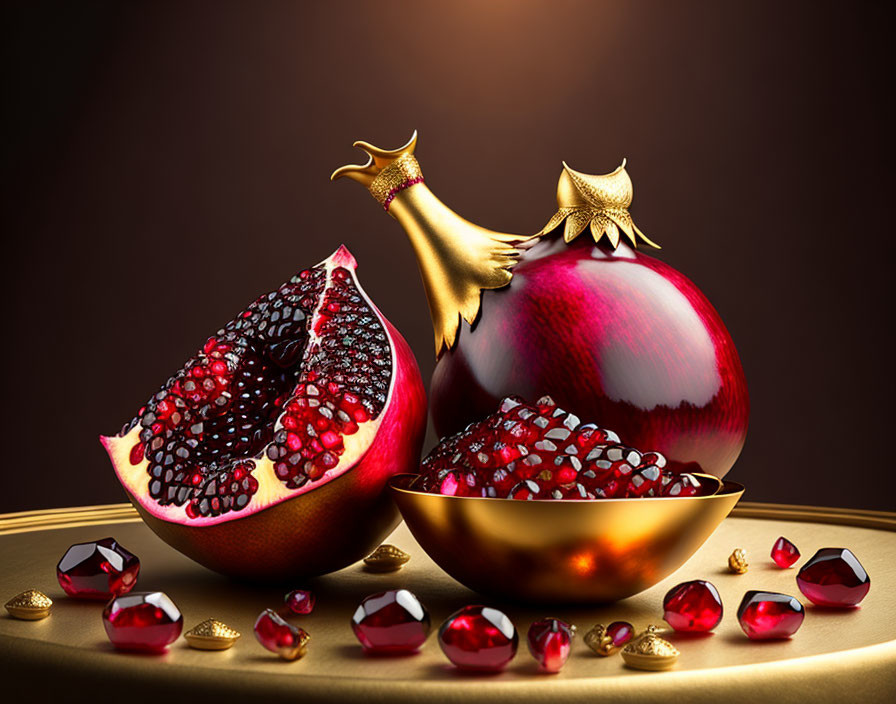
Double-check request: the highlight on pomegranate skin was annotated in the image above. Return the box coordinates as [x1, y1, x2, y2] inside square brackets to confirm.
[101, 246, 427, 580]
[414, 395, 708, 500]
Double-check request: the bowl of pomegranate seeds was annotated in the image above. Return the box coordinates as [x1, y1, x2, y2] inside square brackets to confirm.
[389, 396, 744, 604]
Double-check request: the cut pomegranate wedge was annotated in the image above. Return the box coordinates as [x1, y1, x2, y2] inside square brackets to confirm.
[102, 246, 426, 580]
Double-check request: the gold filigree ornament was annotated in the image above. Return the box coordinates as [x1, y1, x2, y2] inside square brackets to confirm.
[4, 589, 52, 620]
[363, 544, 410, 573]
[584, 624, 617, 656]
[184, 618, 241, 650]
[538, 160, 660, 250]
[621, 626, 680, 671]
[728, 548, 749, 574]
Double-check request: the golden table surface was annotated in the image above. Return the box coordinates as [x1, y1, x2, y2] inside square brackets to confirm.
[0, 502, 894, 703]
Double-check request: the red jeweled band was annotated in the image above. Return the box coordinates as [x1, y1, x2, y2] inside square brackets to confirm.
[382, 176, 424, 211]
[369, 153, 424, 211]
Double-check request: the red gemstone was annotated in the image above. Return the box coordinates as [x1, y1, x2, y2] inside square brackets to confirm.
[527, 618, 575, 672]
[254, 609, 309, 660]
[284, 589, 315, 615]
[796, 548, 870, 607]
[438, 605, 518, 671]
[606, 620, 635, 647]
[57, 537, 140, 599]
[102, 591, 183, 652]
[770, 537, 800, 568]
[663, 580, 723, 632]
[351, 589, 431, 653]
[737, 591, 805, 639]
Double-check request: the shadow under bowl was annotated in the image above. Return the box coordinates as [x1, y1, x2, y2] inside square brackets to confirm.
[389, 474, 743, 605]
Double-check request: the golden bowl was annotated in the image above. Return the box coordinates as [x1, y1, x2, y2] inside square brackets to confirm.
[388, 474, 743, 604]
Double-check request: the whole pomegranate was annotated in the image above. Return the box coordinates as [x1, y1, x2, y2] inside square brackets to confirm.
[102, 246, 426, 580]
[335, 134, 747, 478]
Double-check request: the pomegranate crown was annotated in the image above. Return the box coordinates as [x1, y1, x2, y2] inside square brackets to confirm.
[331, 131, 419, 190]
[539, 161, 660, 249]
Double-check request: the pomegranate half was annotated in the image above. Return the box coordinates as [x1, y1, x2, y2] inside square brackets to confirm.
[102, 246, 426, 581]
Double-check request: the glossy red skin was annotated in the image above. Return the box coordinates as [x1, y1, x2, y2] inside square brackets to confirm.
[132, 318, 427, 582]
[431, 235, 749, 478]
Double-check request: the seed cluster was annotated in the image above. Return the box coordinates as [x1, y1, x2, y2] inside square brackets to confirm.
[122, 263, 392, 520]
[416, 396, 702, 500]
[264, 266, 392, 489]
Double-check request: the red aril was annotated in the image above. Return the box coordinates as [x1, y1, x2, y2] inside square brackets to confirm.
[770, 536, 800, 568]
[102, 592, 183, 653]
[737, 591, 805, 640]
[438, 605, 518, 671]
[796, 548, 870, 607]
[527, 618, 575, 672]
[663, 580, 724, 632]
[351, 589, 431, 653]
[605, 621, 635, 647]
[284, 589, 315, 615]
[56, 537, 140, 599]
[254, 609, 309, 660]
[102, 247, 426, 580]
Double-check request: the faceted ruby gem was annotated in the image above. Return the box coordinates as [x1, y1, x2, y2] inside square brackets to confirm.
[438, 605, 518, 671]
[254, 609, 309, 660]
[737, 591, 805, 640]
[663, 580, 723, 632]
[770, 537, 801, 568]
[57, 537, 140, 599]
[796, 548, 870, 607]
[527, 618, 575, 673]
[102, 591, 183, 653]
[606, 621, 635, 647]
[351, 589, 431, 653]
[284, 589, 315, 615]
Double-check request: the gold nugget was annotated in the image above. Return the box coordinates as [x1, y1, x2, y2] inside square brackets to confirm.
[621, 626, 679, 671]
[5, 590, 53, 620]
[584, 624, 614, 656]
[363, 544, 410, 572]
[184, 618, 241, 650]
[728, 548, 748, 574]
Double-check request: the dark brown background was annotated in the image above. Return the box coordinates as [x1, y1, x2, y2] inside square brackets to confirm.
[1, 0, 893, 513]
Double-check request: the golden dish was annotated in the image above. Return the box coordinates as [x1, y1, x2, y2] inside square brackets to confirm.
[389, 474, 743, 604]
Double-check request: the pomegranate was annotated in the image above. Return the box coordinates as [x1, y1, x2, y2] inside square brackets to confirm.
[415, 395, 709, 500]
[334, 134, 748, 478]
[101, 246, 426, 580]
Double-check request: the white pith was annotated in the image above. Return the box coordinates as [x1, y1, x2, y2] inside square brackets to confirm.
[103, 246, 397, 527]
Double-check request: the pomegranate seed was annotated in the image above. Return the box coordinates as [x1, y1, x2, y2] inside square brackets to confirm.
[284, 589, 315, 615]
[56, 538, 140, 600]
[102, 592, 183, 652]
[662, 580, 723, 632]
[351, 590, 431, 653]
[527, 618, 575, 672]
[605, 620, 635, 647]
[737, 591, 805, 639]
[770, 536, 800, 568]
[796, 548, 870, 607]
[438, 605, 518, 671]
[129, 442, 145, 465]
[254, 609, 310, 660]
